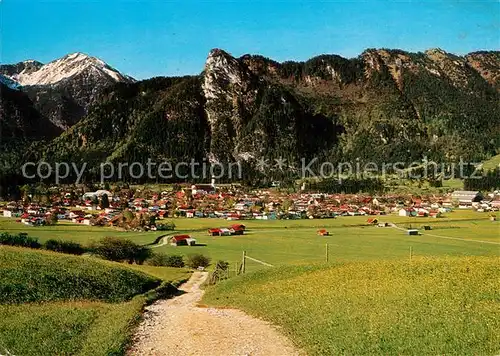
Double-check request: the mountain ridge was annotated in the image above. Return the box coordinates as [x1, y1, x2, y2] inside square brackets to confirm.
[1, 47, 499, 184]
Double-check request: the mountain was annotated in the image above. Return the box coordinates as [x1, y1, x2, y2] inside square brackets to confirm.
[37, 47, 499, 184]
[0, 53, 134, 131]
[0, 83, 59, 140]
[0, 74, 21, 90]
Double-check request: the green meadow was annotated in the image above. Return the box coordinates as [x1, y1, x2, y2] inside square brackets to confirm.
[0, 247, 191, 356]
[1, 210, 498, 272]
[204, 257, 500, 355]
[0, 209, 498, 355]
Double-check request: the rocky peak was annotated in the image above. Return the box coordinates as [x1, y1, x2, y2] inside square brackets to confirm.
[202, 48, 254, 100]
[0, 60, 43, 78]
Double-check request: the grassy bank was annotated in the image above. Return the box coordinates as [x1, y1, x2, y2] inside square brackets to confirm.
[0, 246, 191, 355]
[204, 257, 500, 355]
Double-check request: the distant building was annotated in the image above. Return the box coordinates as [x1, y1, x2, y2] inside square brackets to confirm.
[82, 190, 112, 200]
[191, 184, 215, 195]
[451, 191, 483, 204]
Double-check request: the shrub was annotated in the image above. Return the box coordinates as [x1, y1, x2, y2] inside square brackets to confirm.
[0, 232, 41, 249]
[185, 253, 211, 269]
[43, 239, 86, 255]
[90, 237, 152, 264]
[215, 260, 229, 271]
[156, 221, 176, 231]
[146, 253, 185, 267]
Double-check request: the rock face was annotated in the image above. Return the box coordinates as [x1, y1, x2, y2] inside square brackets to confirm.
[465, 51, 500, 90]
[202, 49, 260, 161]
[1, 48, 499, 183]
[0, 53, 134, 131]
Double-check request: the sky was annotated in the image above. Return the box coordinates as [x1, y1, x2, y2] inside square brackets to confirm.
[1, 0, 499, 79]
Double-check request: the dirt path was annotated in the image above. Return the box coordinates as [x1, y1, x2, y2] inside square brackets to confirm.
[128, 272, 302, 356]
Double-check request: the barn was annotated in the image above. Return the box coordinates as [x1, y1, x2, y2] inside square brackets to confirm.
[170, 235, 197, 246]
[231, 224, 246, 231]
[208, 228, 222, 236]
[230, 224, 245, 235]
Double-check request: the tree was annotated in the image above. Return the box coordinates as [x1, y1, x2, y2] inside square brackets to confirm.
[45, 213, 58, 226]
[100, 194, 110, 209]
[90, 237, 152, 264]
[185, 254, 211, 269]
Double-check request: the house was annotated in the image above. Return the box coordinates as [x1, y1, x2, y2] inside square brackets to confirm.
[3, 210, 12, 218]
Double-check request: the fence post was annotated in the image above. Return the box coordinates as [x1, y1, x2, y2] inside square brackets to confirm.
[325, 243, 329, 263]
[409, 246, 413, 261]
[242, 251, 246, 274]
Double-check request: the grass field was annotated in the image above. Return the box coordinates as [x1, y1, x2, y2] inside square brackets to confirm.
[1, 210, 498, 272]
[0, 210, 498, 354]
[0, 247, 191, 356]
[0, 219, 161, 245]
[203, 257, 500, 355]
[150, 210, 499, 271]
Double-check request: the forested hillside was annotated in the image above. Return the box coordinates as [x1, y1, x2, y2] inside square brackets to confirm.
[2, 48, 499, 185]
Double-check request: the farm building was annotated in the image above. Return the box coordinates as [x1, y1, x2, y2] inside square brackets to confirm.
[231, 224, 246, 231]
[208, 228, 222, 236]
[230, 224, 245, 235]
[170, 235, 197, 246]
[451, 191, 483, 205]
[208, 225, 245, 236]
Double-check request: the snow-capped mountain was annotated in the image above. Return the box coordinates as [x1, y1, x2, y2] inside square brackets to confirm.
[0, 52, 134, 130]
[6, 52, 133, 86]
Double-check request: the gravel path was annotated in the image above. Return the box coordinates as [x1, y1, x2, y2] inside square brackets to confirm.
[128, 272, 302, 356]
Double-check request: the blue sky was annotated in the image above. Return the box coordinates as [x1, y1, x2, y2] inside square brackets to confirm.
[2, 0, 499, 79]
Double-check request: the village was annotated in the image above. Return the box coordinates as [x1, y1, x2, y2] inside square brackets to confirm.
[1, 183, 499, 230]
